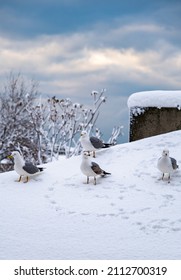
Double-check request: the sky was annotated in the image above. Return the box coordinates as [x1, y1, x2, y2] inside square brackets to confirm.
[0, 0, 181, 142]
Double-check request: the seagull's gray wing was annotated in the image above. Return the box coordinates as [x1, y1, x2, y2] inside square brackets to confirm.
[91, 161, 102, 175]
[170, 157, 179, 170]
[90, 136, 104, 149]
[23, 162, 40, 174]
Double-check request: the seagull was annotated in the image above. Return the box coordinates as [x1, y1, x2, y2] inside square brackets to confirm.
[80, 152, 111, 185]
[80, 130, 112, 157]
[8, 151, 44, 183]
[157, 149, 179, 183]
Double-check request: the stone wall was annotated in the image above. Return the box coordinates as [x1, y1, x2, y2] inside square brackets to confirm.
[129, 107, 181, 142]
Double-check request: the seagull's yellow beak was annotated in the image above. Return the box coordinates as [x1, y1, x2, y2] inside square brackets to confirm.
[7, 155, 13, 159]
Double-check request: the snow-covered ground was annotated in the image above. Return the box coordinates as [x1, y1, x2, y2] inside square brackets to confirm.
[0, 130, 181, 260]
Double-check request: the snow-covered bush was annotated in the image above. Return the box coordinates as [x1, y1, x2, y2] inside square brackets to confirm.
[39, 89, 122, 159]
[0, 73, 39, 167]
[0, 74, 122, 171]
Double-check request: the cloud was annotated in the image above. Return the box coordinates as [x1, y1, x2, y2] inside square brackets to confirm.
[0, 21, 181, 98]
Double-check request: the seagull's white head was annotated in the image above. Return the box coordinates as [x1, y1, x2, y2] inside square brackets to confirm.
[8, 151, 25, 166]
[8, 151, 22, 159]
[80, 131, 88, 138]
[162, 149, 169, 157]
[82, 151, 90, 159]
[12, 151, 21, 157]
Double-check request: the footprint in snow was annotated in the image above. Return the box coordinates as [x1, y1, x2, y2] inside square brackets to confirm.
[162, 194, 175, 201]
[171, 228, 181, 232]
[122, 216, 129, 220]
[109, 213, 119, 217]
[134, 173, 141, 178]
[55, 206, 62, 212]
[140, 207, 151, 212]
[110, 202, 116, 206]
[135, 188, 142, 192]
[97, 214, 107, 217]
[81, 212, 90, 216]
[119, 190, 125, 193]
[128, 184, 136, 189]
[50, 200, 56, 205]
[135, 222, 142, 225]
[68, 211, 76, 215]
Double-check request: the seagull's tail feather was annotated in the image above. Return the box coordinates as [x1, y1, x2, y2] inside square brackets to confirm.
[38, 167, 44, 172]
[101, 171, 111, 177]
[102, 143, 114, 148]
[171, 157, 179, 170]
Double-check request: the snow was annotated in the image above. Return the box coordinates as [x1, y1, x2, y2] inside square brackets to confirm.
[127, 90, 181, 108]
[0, 130, 181, 260]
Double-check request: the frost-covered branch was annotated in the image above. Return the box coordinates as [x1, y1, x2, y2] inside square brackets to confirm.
[0, 74, 123, 171]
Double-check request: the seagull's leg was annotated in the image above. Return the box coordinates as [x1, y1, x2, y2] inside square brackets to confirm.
[93, 151, 96, 158]
[18, 175, 22, 182]
[168, 174, 170, 183]
[94, 177, 96, 185]
[162, 173, 164, 180]
[24, 176, 29, 183]
[87, 176, 89, 184]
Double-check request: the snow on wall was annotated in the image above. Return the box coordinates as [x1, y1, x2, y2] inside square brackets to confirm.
[127, 90, 181, 109]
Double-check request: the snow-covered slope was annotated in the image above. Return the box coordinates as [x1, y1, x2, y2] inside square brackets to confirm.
[0, 131, 181, 260]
